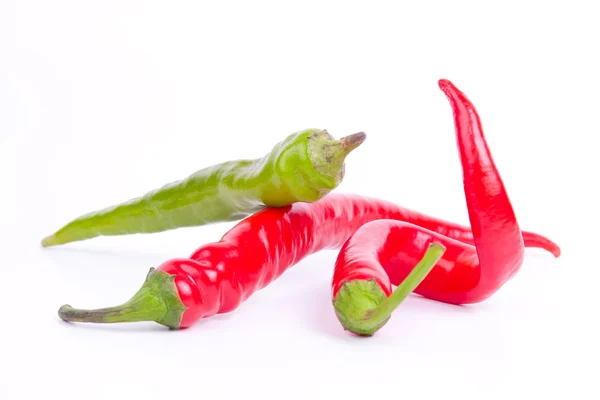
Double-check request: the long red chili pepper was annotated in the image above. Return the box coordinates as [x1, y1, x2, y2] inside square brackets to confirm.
[58, 193, 559, 329]
[331, 78, 558, 336]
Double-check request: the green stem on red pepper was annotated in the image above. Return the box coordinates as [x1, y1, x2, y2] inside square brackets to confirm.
[333, 242, 446, 336]
[58, 267, 185, 328]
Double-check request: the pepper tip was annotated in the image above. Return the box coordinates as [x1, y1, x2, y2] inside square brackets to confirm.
[41, 235, 57, 247]
[438, 78, 455, 93]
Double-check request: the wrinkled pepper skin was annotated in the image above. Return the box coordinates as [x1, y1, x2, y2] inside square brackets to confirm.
[41, 128, 366, 247]
[58, 193, 560, 329]
[331, 79, 561, 336]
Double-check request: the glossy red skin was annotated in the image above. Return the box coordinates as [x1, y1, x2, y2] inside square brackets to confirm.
[332, 79, 555, 305]
[153, 191, 559, 328]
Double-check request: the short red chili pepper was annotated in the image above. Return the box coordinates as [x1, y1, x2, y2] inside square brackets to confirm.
[331, 79, 558, 336]
[58, 193, 559, 329]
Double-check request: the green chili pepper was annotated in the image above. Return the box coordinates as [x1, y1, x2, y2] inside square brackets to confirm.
[41, 128, 366, 247]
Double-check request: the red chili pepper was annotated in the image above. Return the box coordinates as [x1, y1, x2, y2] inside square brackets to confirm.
[58, 193, 559, 329]
[331, 78, 559, 336]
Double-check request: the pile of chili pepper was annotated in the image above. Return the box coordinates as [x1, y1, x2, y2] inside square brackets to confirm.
[46, 79, 561, 337]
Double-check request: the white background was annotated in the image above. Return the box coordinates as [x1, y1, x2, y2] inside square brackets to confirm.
[1, 1, 598, 399]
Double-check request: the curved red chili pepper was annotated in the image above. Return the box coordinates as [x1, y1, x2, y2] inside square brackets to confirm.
[331, 79, 558, 336]
[58, 193, 559, 329]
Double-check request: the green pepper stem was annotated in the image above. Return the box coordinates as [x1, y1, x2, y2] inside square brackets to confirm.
[363, 242, 446, 328]
[58, 294, 166, 325]
[57, 268, 187, 329]
[329, 132, 366, 169]
[338, 131, 367, 154]
[310, 131, 366, 180]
